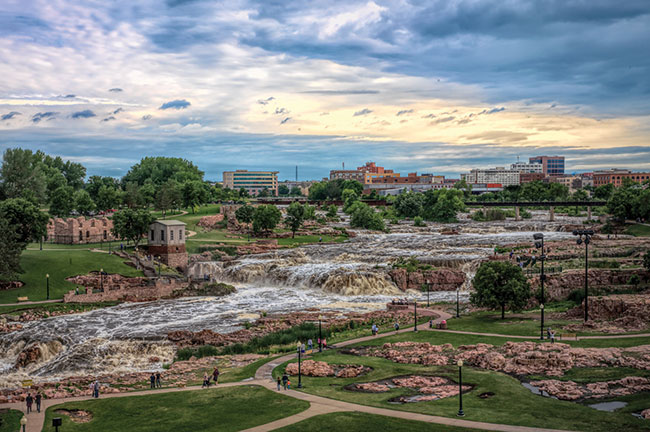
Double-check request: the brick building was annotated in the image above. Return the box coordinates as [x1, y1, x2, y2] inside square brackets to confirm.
[148, 220, 188, 270]
[593, 169, 650, 187]
[47, 217, 116, 244]
[529, 156, 565, 176]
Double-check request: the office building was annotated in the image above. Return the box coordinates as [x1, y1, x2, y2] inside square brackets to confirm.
[510, 162, 543, 173]
[223, 170, 279, 196]
[462, 167, 520, 187]
[593, 169, 650, 187]
[529, 156, 565, 176]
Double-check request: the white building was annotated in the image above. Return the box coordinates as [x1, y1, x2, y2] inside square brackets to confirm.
[510, 162, 543, 173]
[462, 167, 520, 187]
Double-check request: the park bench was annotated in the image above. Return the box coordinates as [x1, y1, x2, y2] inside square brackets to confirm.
[17, 296, 29, 302]
[560, 333, 577, 340]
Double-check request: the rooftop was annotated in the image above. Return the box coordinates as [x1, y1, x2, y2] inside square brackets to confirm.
[152, 220, 186, 226]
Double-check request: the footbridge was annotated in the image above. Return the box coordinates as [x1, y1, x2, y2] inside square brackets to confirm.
[464, 201, 607, 221]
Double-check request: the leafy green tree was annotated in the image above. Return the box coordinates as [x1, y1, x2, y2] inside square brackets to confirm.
[340, 180, 363, 196]
[594, 183, 614, 201]
[303, 204, 316, 220]
[0, 148, 47, 203]
[607, 180, 638, 221]
[49, 186, 74, 217]
[289, 186, 303, 196]
[181, 180, 209, 212]
[155, 181, 181, 216]
[470, 261, 531, 319]
[86, 176, 120, 203]
[235, 204, 255, 224]
[258, 188, 271, 198]
[73, 190, 96, 215]
[285, 202, 305, 238]
[122, 157, 203, 186]
[454, 178, 472, 199]
[138, 183, 156, 208]
[308, 181, 328, 200]
[278, 184, 290, 195]
[111, 208, 154, 249]
[96, 185, 121, 212]
[238, 188, 250, 198]
[252, 204, 282, 235]
[421, 189, 465, 222]
[123, 182, 142, 208]
[0, 217, 24, 280]
[326, 205, 338, 218]
[571, 189, 589, 201]
[61, 160, 86, 190]
[0, 198, 49, 243]
[350, 202, 385, 231]
[342, 188, 360, 213]
[413, 216, 425, 227]
[394, 191, 424, 218]
[643, 253, 650, 271]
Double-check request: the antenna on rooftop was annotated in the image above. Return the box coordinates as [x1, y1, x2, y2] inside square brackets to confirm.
[295, 165, 298, 182]
[342, 162, 345, 169]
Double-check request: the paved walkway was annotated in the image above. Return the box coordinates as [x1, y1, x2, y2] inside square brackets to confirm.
[0, 306, 634, 431]
[0, 299, 63, 307]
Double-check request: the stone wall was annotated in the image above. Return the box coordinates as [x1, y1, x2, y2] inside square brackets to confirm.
[530, 269, 650, 301]
[389, 268, 466, 292]
[47, 217, 116, 244]
[63, 277, 188, 303]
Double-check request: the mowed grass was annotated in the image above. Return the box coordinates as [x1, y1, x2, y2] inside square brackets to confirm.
[276, 412, 487, 432]
[43, 385, 309, 432]
[276, 350, 649, 432]
[446, 310, 573, 337]
[0, 409, 22, 432]
[626, 223, 650, 237]
[0, 250, 143, 303]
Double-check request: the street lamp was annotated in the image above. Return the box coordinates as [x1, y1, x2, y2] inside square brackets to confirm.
[20, 415, 27, 432]
[100, 268, 104, 292]
[533, 233, 546, 339]
[296, 342, 303, 388]
[456, 287, 460, 318]
[424, 281, 430, 307]
[413, 298, 418, 332]
[318, 315, 323, 352]
[46, 274, 50, 300]
[573, 229, 594, 322]
[457, 359, 465, 417]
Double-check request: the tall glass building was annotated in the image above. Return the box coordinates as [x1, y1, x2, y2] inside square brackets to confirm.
[529, 156, 565, 177]
[223, 170, 279, 196]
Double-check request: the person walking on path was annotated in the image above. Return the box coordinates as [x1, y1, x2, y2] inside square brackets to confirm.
[287, 379, 291, 390]
[307, 339, 313, 350]
[282, 373, 288, 390]
[277, 377, 282, 391]
[550, 330, 556, 344]
[35, 393, 42, 413]
[202, 373, 210, 388]
[212, 367, 220, 385]
[150, 373, 156, 389]
[371, 324, 378, 336]
[155, 372, 162, 388]
[26, 393, 33, 413]
[394, 322, 399, 333]
[93, 380, 100, 398]
[323, 338, 327, 349]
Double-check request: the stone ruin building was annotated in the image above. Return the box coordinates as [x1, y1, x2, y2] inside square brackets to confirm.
[46, 217, 116, 244]
[147, 220, 188, 270]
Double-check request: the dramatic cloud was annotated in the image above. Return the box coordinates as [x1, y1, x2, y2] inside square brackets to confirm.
[31, 112, 57, 123]
[159, 99, 191, 110]
[353, 108, 373, 117]
[102, 116, 116, 122]
[396, 109, 414, 116]
[1, 112, 21, 121]
[480, 107, 506, 115]
[431, 116, 455, 125]
[112, 108, 124, 115]
[108, 88, 123, 92]
[71, 110, 96, 119]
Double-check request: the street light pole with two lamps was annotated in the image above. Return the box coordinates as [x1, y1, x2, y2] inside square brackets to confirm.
[573, 229, 594, 322]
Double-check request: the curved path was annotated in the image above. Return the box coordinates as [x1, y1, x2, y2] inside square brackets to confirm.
[0, 306, 635, 431]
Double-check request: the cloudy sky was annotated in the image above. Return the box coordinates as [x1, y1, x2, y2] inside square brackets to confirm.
[1, 0, 649, 181]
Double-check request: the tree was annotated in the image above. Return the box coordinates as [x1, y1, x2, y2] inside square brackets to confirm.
[470, 261, 531, 319]
[181, 180, 209, 212]
[123, 182, 142, 208]
[643, 253, 650, 271]
[138, 182, 156, 207]
[607, 180, 639, 221]
[73, 190, 96, 215]
[308, 182, 328, 200]
[0, 148, 47, 203]
[155, 181, 181, 216]
[61, 160, 86, 190]
[96, 185, 121, 212]
[278, 185, 290, 195]
[86, 176, 120, 203]
[350, 202, 385, 231]
[122, 156, 203, 186]
[252, 204, 282, 235]
[394, 191, 424, 218]
[326, 205, 338, 218]
[0, 198, 49, 243]
[111, 208, 154, 249]
[421, 189, 466, 222]
[49, 186, 74, 217]
[285, 202, 305, 238]
[235, 204, 255, 224]
[289, 186, 303, 196]
[303, 204, 316, 220]
[454, 178, 472, 198]
[258, 188, 271, 198]
[0, 217, 24, 280]
[342, 188, 360, 213]
[594, 183, 614, 201]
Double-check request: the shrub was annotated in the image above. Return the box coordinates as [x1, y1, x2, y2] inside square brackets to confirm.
[413, 216, 425, 227]
[627, 274, 640, 286]
[568, 289, 585, 305]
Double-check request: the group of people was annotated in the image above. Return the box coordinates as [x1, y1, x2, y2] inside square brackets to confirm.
[277, 373, 291, 390]
[88, 380, 100, 398]
[391, 298, 410, 305]
[507, 248, 550, 269]
[202, 367, 220, 388]
[150, 372, 162, 388]
[25, 393, 42, 413]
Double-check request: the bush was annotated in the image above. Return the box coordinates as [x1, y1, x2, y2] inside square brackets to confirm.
[627, 274, 640, 286]
[568, 289, 585, 305]
[471, 209, 506, 221]
[413, 216, 425, 227]
[589, 260, 620, 269]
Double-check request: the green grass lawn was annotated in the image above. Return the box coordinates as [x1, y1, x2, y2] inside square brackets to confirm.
[276, 412, 487, 432]
[0, 409, 22, 432]
[277, 234, 348, 247]
[275, 350, 649, 432]
[626, 223, 650, 237]
[528, 367, 650, 384]
[0, 250, 143, 303]
[43, 385, 309, 432]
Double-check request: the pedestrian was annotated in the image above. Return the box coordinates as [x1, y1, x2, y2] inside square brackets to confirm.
[494, 247, 497, 256]
[75, 287, 79, 295]
[323, 338, 327, 349]
[202, 372, 209, 388]
[301, 343, 306, 354]
[429, 319, 433, 329]
[282, 373, 288, 390]
[277, 377, 282, 391]
[394, 322, 399, 332]
[287, 379, 291, 390]
[93, 380, 100, 398]
[307, 339, 313, 350]
[150, 373, 156, 389]
[156, 372, 162, 388]
[35, 393, 42, 413]
[212, 367, 219, 385]
[509, 250, 514, 260]
[319, 237, 323, 243]
[26, 393, 33, 413]
[547, 327, 552, 340]
[371, 324, 377, 336]
[550, 330, 556, 344]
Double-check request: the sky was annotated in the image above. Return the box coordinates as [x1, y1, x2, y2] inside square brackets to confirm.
[1, 0, 649, 181]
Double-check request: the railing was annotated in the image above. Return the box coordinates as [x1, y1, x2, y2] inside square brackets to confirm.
[524, 266, 563, 276]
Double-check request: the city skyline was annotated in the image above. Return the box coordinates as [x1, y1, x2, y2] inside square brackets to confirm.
[1, 1, 650, 180]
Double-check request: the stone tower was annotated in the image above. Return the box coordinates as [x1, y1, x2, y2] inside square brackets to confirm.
[148, 220, 188, 270]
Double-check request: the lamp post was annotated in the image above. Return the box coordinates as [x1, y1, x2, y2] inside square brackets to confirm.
[318, 315, 323, 352]
[456, 287, 460, 318]
[424, 282, 430, 307]
[296, 342, 303, 388]
[457, 359, 464, 417]
[46, 274, 50, 300]
[413, 298, 418, 332]
[533, 233, 545, 339]
[573, 229, 594, 322]
[20, 415, 27, 432]
[100, 268, 104, 292]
